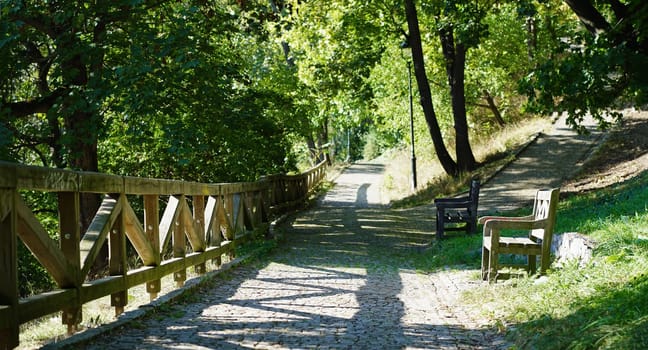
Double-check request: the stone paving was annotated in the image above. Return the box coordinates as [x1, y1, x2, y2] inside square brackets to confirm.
[66, 162, 508, 349]
[55, 114, 605, 350]
[478, 114, 604, 214]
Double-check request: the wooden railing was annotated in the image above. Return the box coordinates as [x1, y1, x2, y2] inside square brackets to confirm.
[0, 159, 327, 349]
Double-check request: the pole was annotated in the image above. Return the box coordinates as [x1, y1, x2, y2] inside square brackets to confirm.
[407, 60, 417, 190]
[346, 128, 351, 162]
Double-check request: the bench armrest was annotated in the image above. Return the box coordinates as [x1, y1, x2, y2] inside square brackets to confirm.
[478, 215, 534, 224]
[481, 217, 548, 230]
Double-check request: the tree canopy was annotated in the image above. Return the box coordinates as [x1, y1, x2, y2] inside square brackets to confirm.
[2, 0, 646, 182]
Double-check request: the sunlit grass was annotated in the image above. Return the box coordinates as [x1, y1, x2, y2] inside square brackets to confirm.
[461, 171, 648, 349]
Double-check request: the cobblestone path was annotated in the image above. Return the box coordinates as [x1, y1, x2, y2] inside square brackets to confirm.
[52, 113, 609, 350]
[73, 162, 509, 349]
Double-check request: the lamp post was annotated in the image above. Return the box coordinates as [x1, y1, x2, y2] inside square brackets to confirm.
[400, 42, 417, 190]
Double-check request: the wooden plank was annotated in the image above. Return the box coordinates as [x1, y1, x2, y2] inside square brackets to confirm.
[122, 196, 156, 266]
[242, 193, 256, 229]
[190, 195, 207, 275]
[78, 171, 123, 193]
[0, 162, 17, 188]
[80, 196, 122, 278]
[218, 181, 270, 195]
[159, 196, 181, 253]
[123, 266, 158, 289]
[205, 196, 223, 247]
[15, 164, 78, 191]
[182, 200, 204, 252]
[193, 196, 206, 244]
[15, 195, 76, 288]
[144, 195, 161, 298]
[183, 181, 216, 196]
[233, 194, 248, 233]
[109, 205, 127, 312]
[0, 189, 18, 349]
[172, 196, 187, 258]
[79, 275, 124, 304]
[204, 196, 216, 238]
[219, 195, 235, 240]
[58, 192, 81, 283]
[182, 244, 231, 267]
[173, 196, 187, 286]
[123, 177, 185, 195]
[144, 195, 161, 265]
[58, 192, 82, 327]
[17, 289, 77, 325]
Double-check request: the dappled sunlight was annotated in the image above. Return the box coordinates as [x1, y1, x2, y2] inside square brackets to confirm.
[76, 159, 506, 349]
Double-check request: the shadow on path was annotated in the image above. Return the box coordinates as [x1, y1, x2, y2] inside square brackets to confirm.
[74, 161, 507, 349]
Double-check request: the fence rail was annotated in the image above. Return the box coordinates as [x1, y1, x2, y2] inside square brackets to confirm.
[0, 159, 327, 349]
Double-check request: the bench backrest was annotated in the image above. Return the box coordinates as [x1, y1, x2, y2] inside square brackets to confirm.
[530, 188, 560, 241]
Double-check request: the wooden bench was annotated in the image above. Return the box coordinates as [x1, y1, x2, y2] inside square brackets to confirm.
[434, 179, 480, 239]
[479, 188, 560, 282]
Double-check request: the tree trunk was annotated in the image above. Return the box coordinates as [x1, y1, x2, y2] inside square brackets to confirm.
[563, 0, 610, 35]
[483, 90, 505, 127]
[269, 0, 294, 66]
[404, 0, 457, 176]
[60, 30, 104, 272]
[526, 17, 537, 61]
[439, 26, 476, 173]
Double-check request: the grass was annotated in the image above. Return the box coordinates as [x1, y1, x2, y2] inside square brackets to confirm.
[379, 113, 648, 349]
[459, 171, 648, 349]
[391, 170, 647, 348]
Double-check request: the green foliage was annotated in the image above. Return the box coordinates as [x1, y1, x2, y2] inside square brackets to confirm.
[18, 191, 58, 297]
[519, 0, 648, 130]
[362, 129, 390, 160]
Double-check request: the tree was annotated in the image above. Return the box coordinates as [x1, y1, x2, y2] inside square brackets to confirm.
[435, 1, 490, 172]
[404, 0, 458, 176]
[520, 0, 648, 130]
[403, 0, 495, 176]
[1, 0, 304, 273]
[0, 0, 129, 227]
[279, 1, 386, 164]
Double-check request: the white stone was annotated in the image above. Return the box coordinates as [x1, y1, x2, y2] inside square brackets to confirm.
[551, 232, 597, 267]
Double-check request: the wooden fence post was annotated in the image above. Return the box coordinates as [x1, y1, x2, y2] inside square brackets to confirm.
[173, 195, 187, 288]
[109, 194, 127, 317]
[0, 189, 19, 349]
[193, 195, 206, 275]
[58, 192, 82, 334]
[144, 195, 161, 301]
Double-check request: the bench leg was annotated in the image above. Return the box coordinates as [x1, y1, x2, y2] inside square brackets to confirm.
[540, 253, 551, 275]
[436, 209, 445, 239]
[528, 254, 537, 275]
[467, 220, 476, 234]
[481, 246, 490, 281]
[489, 249, 499, 282]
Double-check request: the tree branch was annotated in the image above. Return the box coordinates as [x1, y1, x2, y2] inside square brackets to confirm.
[2, 89, 66, 118]
[563, 0, 610, 35]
